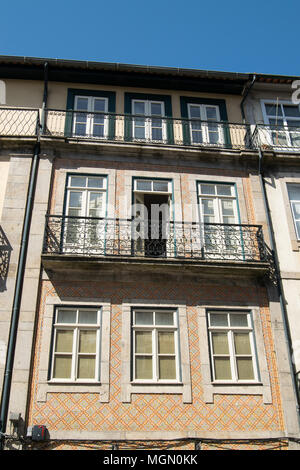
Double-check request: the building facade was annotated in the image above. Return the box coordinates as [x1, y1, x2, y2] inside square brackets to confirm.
[0, 57, 299, 450]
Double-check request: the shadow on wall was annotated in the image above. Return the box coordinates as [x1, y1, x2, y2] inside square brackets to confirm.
[0, 225, 12, 292]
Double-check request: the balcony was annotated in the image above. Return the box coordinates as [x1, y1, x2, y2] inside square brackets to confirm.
[41, 215, 270, 278]
[252, 123, 300, 151]
[0, 106, 253, 151]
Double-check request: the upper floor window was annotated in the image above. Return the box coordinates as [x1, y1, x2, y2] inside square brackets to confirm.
[73, 96, 108, 138]
[207, 310, 259, 383]
[262, 101, 300, 148]
[197, 182, 238, 225]
[287, 184, 300, 239]
[124, 93, 173, 144]
[180, 97, 230, 147]
[188, 103, 223, 145]
[50, 307, 102, 382]
[65, 89, 116, 139]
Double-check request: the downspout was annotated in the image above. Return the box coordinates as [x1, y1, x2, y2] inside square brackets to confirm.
[0, 61, 49, 449]
[0, 139, 41, 448]
[258, 148, 300, 419]
[240, 74, 256, 122]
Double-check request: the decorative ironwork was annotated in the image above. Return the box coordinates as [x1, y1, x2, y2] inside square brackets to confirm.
[0, 226, 12, 292]
[252, 123, 300, 151]
[43, 109, 253, 150]
[43, 215, 269, 263]
[0, 107, 40, 137]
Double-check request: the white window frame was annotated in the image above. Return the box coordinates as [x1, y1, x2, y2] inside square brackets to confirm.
[132, 308, 181, 384]
[65, 174, 107, 218]
[261, 99, 300, 148]
[207, 310, 259, 384]
[50, 307, 102, 383]
[197, 182, 239, 225]
[287, 183, 300, 240]
[132, 99, 167, 142]
[187, 103, 223, 145]
[73, 95, 109, 138]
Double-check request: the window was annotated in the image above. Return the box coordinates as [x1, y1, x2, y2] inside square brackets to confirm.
[132, 100, 166, 142]
[207, 310, 259, 382]
[262, 101, 300, 147]
[64, 174, 107, 251]
[188, 103, 223, 145]
[73, 96, 109, 138]
[197, 182, 241, 258]
[65, 89, 116, 139]
[132, 309, 180, 382]
[50, 307, 101, 382]
[180, 97, 230, 147]
[124, 93, 173, 144]
[287, 184, 300, 239]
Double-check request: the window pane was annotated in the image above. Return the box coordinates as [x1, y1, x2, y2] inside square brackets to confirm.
[158, 332, 175, 354]
[134, 101, 146, 115]
[93, 99, 106, 112]
[202, 199, 214, 215]
[234, 333, 252, 355]
[189, 105, 201, 119]
[287, 184, 300, 200]
[153, 181, 169, 192]
[216, 184, 232, 196]
[88, 177, 104, 188]
[206, 107, 217, 120]
[136, 180, 152, 191]
[55, 330, 73, 353]
[78, 310, 98, 324]
[230, 313, 248, 327]
[77, 356, 96, 379]
[151, 102, 163, 116]
[88, 193, 103, 217]
[212, 332, 229, 354]
[159, 357, 176, 379]
[236, 358, 254, 380]
[200, 183, 215, 195]
[135, 356, 152, 379]
[265, 103, 283, 116]
[76, 97, 89, 111]
[70, 176, 86, 187]
[210, 313, 228, 327]
[214, 358, 231, 380]
[155, 312, 174, 325]
[135, 331, 152, 354]
[283, 105, 300, 118]
[69, 192, 82, 208]
[135, 311, 153, 325]
[221, 199, 234, 216]
[53, 356, 72, 379]
[57, 310, 77, 324]
[79, 330, 96, 353]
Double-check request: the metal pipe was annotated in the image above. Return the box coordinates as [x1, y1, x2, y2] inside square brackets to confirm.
[0, 141, 40, 449]
[258, 148, 300, 417]
[240, 74, 256, 122]
[41, 61, 48, 133]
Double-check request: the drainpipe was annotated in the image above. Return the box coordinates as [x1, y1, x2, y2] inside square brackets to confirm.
[0, 139, 41, 449]
[258, 148, 300, 419]
[0, 61, 49, 449]
[240, 74, 256, 122]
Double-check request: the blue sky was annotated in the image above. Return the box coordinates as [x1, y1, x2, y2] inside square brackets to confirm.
[1, 0, 299, 76]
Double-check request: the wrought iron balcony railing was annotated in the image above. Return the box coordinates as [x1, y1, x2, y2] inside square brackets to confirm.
[43, 215, 269, 264]
[252, 123, 300, 151]
[42, 109, 253, 150]
[0, 107, 40, 137]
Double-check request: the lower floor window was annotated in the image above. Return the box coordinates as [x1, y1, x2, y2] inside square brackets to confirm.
[132, 309, 180, 382]
[51, 307, 101, 382]
[208, 310, 259, 382]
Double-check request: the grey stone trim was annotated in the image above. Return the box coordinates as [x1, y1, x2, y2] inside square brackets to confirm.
[121, 299, 192, 403]
[36, 295, 111, 403]
[197, 305, 272, 404]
